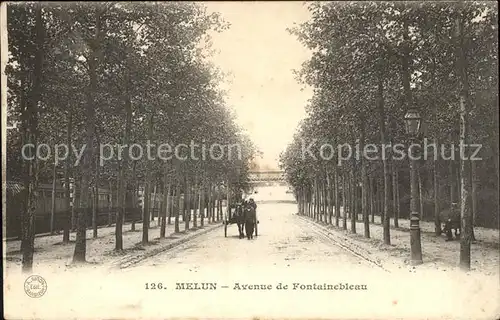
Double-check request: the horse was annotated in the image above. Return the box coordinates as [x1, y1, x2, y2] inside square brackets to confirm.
[233, 203, 246, 239]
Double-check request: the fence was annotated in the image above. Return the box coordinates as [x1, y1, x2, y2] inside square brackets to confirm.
[6, 207, 143, 239]
[6, 180, 232, 239]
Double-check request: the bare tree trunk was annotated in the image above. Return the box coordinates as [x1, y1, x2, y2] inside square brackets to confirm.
[321, 176, 326, 223]
[166, 184, 171, 227]
[167, 189, 172, 225]
[226, 179, 231, 222]
[378, 72, 391, 245]
[142, 104, 156, 244]
[160, 165, 169, 238]
[456, 11, 473, 270]
[471, 160, 478, 241]
[210, 186, 220, 222]
[304, 187, 307, 217]
[208, 183, 213, 223]
[204, 183, 209, 223]
[50, 160, 57, 235]
[325, 176, 330, 224]
[314, 180, 318, 221]
[450, 159, 457, 205]
[193, 177, 198, 228]
[174, 179, 180, 233]
[346, 175, 354, 219]
[217, 185, 222, 222]
[457, 161, 462, 205]
[318, 175, 327, 222]
[331, 172, 335, 223]
[343, 176, 348, 220]
[350, 149, 357, 234]
[116, 88, 132, 249]
[313, 179, 317, 221]
[363, 175, 370, 229]
[182, 181, 187, 224]
[358, 183, 362, 222]
[184, 177, 190, 231]
[167, 192, 173, 225]
[322, 178, 326, 223]
[220, 185, 224, 221]
[334, 166, 340, 227]
[360, 125, 369, 238]
[63, 110, 72, 243]
[311, 180, 315, 220]
[326, 172, 333, 224]
[315, 178, 320, 221]
[375, 179, 379, 221]
[151, 183, 157, 223]
[304, 188, 307, 217]
[378, 179, 383, 221]
[434, 151, 441, 235]
[396, 172, 400, 221]
[199, 178, 204, 227]
[304, 185, 311, 217]
[210, 186, 213, 222]
[301, 188, 304, 216]
[494, 121, 500, 224]
[342, 172, 347, 230]
[131, 161, 137, 231]
[214, 186, 218, 222]
[350, 180, 354, 222]
[307, 186, 311, 217]
[74, 8, 102, 264]
[72, 178, 80, 231]
[392, 162, 399, 228]
[209, 184, 214, 222]
[418, 167, 424, 220]
[217, 185, 221, 221]
[92, 154, 100, 238]
[157, 182, 163, 232]
[302, 188, 306, 216]
[318, 178, 322, 221]
[369, 176, 374, 223]
[21, 2, 43, 272]
[107, 180, 113, 227]
[307, 183, 314, 219]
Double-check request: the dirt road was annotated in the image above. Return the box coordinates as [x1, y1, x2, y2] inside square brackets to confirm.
[135, 202, 375, 271]
[4, 202, 498, 319]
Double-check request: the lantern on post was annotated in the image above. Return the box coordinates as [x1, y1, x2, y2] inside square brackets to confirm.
[404, 109, 422, 137]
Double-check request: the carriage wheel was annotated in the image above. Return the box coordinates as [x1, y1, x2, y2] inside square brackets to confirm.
[224, 221, 227, 238]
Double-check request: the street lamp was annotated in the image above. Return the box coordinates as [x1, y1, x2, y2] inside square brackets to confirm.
[404, 110, 421, 136]
[404, 109, 423, 266]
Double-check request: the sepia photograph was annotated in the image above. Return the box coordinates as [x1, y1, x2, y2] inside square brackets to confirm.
[1, 1, 499, 319]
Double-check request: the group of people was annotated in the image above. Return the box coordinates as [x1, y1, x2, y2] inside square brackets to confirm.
[441, 203, 461, 241]
[236, 198, 258, 240]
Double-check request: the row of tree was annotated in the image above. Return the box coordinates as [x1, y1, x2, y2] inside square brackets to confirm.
[6, 2, 256, 273]
[280, 1, 498, 270]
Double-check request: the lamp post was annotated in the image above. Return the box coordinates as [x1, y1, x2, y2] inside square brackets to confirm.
[404, 109, 423, 265]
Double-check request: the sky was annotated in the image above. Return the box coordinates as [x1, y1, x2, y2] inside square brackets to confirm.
[204, 1, 313, 171]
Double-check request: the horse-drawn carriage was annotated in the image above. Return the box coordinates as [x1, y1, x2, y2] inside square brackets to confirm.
[223, 202, 258, 238]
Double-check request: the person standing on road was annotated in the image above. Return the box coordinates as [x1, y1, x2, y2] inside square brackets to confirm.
[244, 200, 257, 240]
[248, 198, 258, 237]
[248, 198, 257, 211]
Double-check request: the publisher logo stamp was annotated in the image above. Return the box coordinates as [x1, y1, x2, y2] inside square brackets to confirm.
[24, 275, 47, 298]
